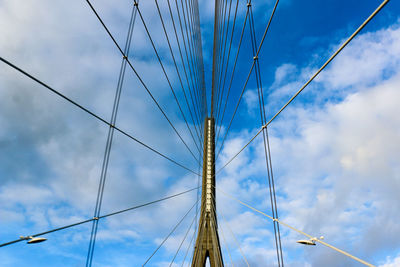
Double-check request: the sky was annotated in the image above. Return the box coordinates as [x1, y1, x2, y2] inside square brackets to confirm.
[0, 0, 400, 266]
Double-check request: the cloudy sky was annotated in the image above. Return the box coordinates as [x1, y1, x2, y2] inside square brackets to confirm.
[1, 0, 400, 266]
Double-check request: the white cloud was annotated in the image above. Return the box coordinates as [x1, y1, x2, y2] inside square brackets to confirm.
[0, 1, 203, 266]
[379, 253, 400, 267]
[1, 0, 400, 266]
[216, 23, 400, 266]
[274, 63, 298, 84]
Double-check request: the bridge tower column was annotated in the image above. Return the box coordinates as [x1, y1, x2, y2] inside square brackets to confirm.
[192, 117, 224, 267]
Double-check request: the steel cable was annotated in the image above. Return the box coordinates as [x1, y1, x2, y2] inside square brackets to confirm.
[142, 199, 199, 266]
[0, 187, 198, 248]
[86, 0, 200, 165]
[216, 0, 390, 175]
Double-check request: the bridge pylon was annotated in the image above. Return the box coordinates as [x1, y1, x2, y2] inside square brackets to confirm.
[192, 117, 224, 267]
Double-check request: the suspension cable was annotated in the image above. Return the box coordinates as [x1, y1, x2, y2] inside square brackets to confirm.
[86, 4, 138, 266]
[216, 0, 389, 175]
[178, 0, 204, 120]
[210, 0, 221, 117]
[0, 56, 199, 176]
[154, 0, 203, 151]
[183, 0, 203, 106]
[214, 0, 231, 116]
[173, 0, 204, 128]
[215, 7, 249, 148]
[180, 221, 197, 267]
[135, 1, 201, 161]
[142, 199, 199, 266]
[217, 216, 235, 267]
[85, 0, 200, 164]
[215, 0, 279, 162]
[169, 208, 198, 266]
[181, 0, 206, 138]
[166, 0, 204, 143]
[211, 192, 249, 267]
[248, 2, 283, 266]
[215, 186, 376, 267]
[0, 187, 198, 248]
[209, 197, 225, 265]
[215, 0, 239, 130]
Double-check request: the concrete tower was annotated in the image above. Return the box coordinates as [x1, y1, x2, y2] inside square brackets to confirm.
[191, 117, 224, 267]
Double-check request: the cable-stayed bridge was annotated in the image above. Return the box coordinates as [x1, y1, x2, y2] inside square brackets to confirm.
[0, 0, 393, 266]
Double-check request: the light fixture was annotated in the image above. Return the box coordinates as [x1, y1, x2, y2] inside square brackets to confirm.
[296, 236, 324, 246]
[296, 239, 316, 246]
[20, 236, 47, 244]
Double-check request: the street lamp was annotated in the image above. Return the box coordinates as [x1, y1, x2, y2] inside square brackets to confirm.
[20, 236, 47, 244]
[296, 236, 324, 246]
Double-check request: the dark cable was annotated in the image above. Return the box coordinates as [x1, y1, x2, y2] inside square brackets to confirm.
[217, 0, 389, 176]
[0, 56, 199, 176]
[0, 187, 198, 248]
[215, 0, 279, 161]
[180, 218, 197, 267]
[179, 0, 204, 120]
[154, 0, 203, 153]
[85, 0, 200, 164]
[214, 0, 232, 118]
[142, 199, 199, 266]
[173, 0, 203, 127]
[215, 8, 249, 148]
[135, 1, 201, 161]
[248, 3, 283, 266]
[166, 0, 204, 144]
[168, 210, 197, 266]
[215, 0, 239, 129]
[86, 6, 138, 265]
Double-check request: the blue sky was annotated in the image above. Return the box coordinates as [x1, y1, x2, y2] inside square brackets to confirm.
[1, 0, 400, 266]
